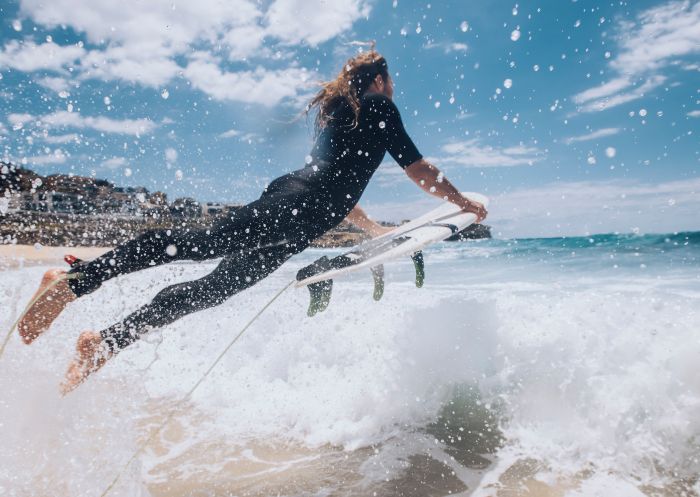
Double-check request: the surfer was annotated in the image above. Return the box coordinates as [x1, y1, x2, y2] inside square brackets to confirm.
[17, 49, 487, 393]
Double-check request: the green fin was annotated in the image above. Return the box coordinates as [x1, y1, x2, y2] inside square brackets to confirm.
[370, 265, 384, 301]
[306, 280, 333, 317]
[411, 251, 425, 288]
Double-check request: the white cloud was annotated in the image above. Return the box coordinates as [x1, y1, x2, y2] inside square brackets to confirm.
[573, 76, 632, 105]
[9, 0, 371, 103]
[8, 111, 156, 136]
[19, 0, 262, 51]
[223, 25, 267, 60]
[433, 139, 543, 168]
[367, 177, 700, 238]
[574, 76, 666, 114]
[455, 112, 475, 120]
[184, 53, 311, 106]
[101, 157, 128, 169]
[0, 40, 84, 72]
[79, 45, 181, 87]
[265, 0, 371, 45]
[219, 129, 241, 138]
[564, 127, 621, 144]
[573, 1, 700, 114]
[611, 1, 700, 75]
[486, 177, 700, 237]
[43, 133, 80, 144]
[24, 149, 68, 166]
[688, 110, 700, 118]
[165, 148, 178, 162]
[36, 76, 71, 94]
[7, 113, 33, 127]
[424, 41, 468, 53]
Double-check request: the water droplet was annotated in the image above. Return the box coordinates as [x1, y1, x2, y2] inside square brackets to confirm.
[58, 90, 69, 99]
[512, 7, 518, 15]
[449, 95, 455, 104]
[378, 121, 386, 129]
[604, 51, 611, 59]
[104, 96, 111, 105]
[574, 20, 581, 28]
[357, 150, 363, 155]
[460, 21, 469, 32]
[305, 155, 313, 164]
[533, 64, 540, 71]
[639, 108, 647, 117]
[503, 78, 513, 89]
[124, 168, 132, 177]
[416, 24, 422, 34]
[434, 101, 441, 108]
[166, 245, 178, 256]
[12, 20, 22, 32]
[587, 156, 596, 165]
[605, 147, 616, 158]
[67, 103, 74, 112]
[34, 242, 42, 250]
[175, 169, 183, 180]
[668, 199, 676, 206]
[292, 208, 298, 216]
[161, 89, 169, 99]
[510, 29, 521, 41]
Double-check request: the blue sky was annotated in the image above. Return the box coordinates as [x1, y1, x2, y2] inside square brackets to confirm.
[1, 0, 698, 237]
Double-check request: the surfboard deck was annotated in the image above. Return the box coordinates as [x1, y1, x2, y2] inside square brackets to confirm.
[296, 192, 489, 287]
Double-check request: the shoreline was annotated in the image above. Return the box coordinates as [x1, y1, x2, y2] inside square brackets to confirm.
[0, 244, 111, 267]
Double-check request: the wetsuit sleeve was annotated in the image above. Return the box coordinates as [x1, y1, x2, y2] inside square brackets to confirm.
[381, 97, 423, 169]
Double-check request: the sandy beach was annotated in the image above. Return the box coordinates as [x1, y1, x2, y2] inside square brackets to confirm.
[0, 244, 111, 267]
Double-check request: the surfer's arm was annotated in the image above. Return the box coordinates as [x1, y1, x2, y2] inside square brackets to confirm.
[345, 205, 393, 236]
[404, 159, 488, 222]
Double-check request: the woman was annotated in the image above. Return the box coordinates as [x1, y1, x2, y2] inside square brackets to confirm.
[18, 50, 487, 393]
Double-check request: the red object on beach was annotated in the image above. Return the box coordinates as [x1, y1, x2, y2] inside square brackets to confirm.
[64, 254, 82, 267]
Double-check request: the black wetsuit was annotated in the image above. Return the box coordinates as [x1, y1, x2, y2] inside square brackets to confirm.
[69, 93, 422, 351]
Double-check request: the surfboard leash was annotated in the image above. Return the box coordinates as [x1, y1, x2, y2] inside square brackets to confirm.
[97, 279, 295, 497]
[0, 271, 83, 362]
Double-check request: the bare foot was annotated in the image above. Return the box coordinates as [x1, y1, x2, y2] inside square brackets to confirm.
[60, 331, 112, 395]
[18, 269, 77, 345]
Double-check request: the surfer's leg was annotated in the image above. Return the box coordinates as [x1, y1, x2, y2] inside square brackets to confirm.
[18, 227, 218, 343]
[60, 245, 295, 393]
[66, 226, 223, 297]
[65, 200, 288, 298]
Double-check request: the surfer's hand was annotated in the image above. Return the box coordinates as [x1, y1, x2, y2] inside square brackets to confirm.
[461, 198, 487, 223]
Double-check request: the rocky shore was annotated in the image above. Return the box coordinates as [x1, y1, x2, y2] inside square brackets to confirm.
[1, 161, 490, 249]
[0, 210, 371, 248]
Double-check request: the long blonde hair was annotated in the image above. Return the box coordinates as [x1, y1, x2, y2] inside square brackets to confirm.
[306, 49, 389, 135]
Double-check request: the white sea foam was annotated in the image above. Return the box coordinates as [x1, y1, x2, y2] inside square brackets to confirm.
[1, 238, 699, 495]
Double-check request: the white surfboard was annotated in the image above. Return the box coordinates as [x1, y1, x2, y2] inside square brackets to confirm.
[296, 192, 489, 287]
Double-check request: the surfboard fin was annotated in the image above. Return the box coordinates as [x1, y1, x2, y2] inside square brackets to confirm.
[411, 251, 425, 288]
[297, 256, 335, 317]
[370, 265, 384, 301]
